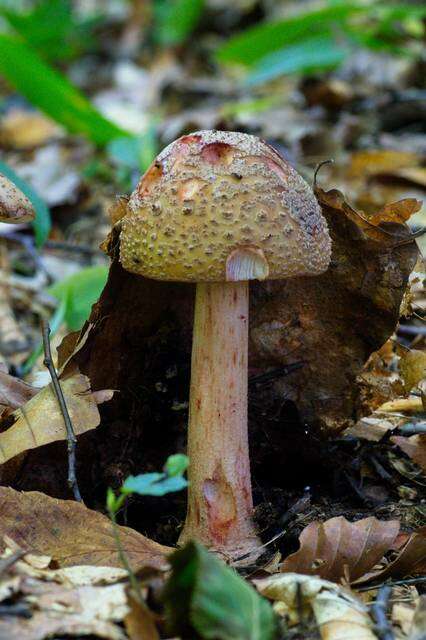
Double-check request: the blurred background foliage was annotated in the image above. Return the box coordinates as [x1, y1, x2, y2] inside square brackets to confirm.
[0, 0, 424, 373]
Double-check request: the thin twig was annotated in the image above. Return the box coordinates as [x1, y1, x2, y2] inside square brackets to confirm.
[41, 319, 82, 502]
[371, 585, 394, 640]
[358, 577, 426, 592]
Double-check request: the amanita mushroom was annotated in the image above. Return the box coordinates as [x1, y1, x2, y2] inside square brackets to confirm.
[118, 130, 331, 559]
[0, 173, 35, 223]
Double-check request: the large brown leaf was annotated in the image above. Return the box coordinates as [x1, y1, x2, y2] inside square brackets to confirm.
[355, 527, 426, 585]
[0, 487, 169, 569]
[280, 516, 400, 583]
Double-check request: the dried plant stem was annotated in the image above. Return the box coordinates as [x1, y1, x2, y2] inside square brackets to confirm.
[41, 319, 82, 502]
[108, 505, 145, 607]
[178, 282, 260, 559]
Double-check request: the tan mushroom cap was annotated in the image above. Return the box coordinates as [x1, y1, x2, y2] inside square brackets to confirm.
[0, 173, 35, 223]
[119, 130, 331, 282]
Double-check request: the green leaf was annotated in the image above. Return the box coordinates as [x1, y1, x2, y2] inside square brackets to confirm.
[122, 473, 188, 497]
[154, 0, 204, 46]
[246, 36, 348, 86]
[164, 542, 277, 639]
[0, 159, 51, 247]
[165, 453, 189, 477]
[0, 0, 98, 62]
[216, 1, 362, 66]
[48, 265, 108, 330]
[0, 34, 130, 146]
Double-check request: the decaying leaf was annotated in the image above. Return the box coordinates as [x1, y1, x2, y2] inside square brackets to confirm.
[0, 369, 38, 416]
[124, 590, 161, 640]
[315, 186, 421, 243]
[0, 554, 129, 640]
[0, 171, 35, 223]
[399, 349, 426, 392]
[0, 374, 113, 464]
[356, 527, 426, 585]
[0, 487, 169, 569]
[280, 516, 400, 583]
[392, 435, 426, 473]
[255, 573, 377, 640]
[2, 538, 128, 586]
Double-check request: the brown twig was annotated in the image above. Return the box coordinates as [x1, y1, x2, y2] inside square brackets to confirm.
[41, 319, 82, 502]
[358, 577, 426, 592]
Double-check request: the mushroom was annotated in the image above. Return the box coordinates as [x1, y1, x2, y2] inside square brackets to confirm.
[0, 173, 35, 223]
[118, 130, 332, 560]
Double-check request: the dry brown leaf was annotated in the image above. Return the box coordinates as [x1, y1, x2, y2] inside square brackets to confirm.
[0, 109, 62, 149]
[348, 150, 420, 179]
[392, 435, 426, 473]
[372, 198, 422, 226]
[315, 186, 421, 244]
[124, 590, 161, 640]
[356, 527, 426, 585]
[280, 516, 400, 583]
[0, 581, 128, 640]
[0, 487, 169, 570]
[399, 350, 426, 392]
[0, 374, 112, 464]
[1, 540, 129, 586]
[255, 573, 377, 640]
[0, 370, 38, 415]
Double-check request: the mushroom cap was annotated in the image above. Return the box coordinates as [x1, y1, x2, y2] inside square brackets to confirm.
[119, 130, 331, 282]
[0, 173, 35, 223]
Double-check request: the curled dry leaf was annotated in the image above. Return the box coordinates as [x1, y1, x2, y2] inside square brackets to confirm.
[0, 369, 38, 417]
[280, 516, 400, 583]
[2, 539, 128, 586]
[0, 487, 169, 570]
[255, 573, 377, 640]
[355, 527, 426, 585]
[391, 435, 426, 473]
[0, 557, 129, 640]
[315, 186, 421, 244]
[0, 373, 113, 464]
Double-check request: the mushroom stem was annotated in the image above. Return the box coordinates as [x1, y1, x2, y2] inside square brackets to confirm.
[178, 281, 260, 559]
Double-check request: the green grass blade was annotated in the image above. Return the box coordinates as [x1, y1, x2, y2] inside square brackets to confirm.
[0, 34, 130, 146]
[216, 2, 362, 66]
[155, 0, 205, 45]
[246, 36, 348, 86]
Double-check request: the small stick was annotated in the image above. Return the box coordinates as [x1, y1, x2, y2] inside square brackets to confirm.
[41, 319, 82, 502]
[371, 585, 394, 640]
[358, 577, 426, 592]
